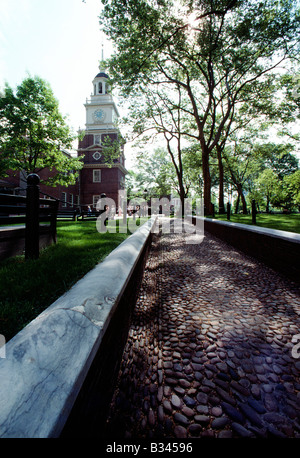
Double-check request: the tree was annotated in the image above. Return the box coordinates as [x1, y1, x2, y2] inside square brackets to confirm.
[0, 76, 82, 185]
[266, 68, 300, 143]
[284, 170, 300, 210]
[255, 169, 281, 212]
[130, 148, 174, 199]
[263, 144, 299, 179]
[121, 79, 192, 211]
[253, 145, 299, 212]
[222, 141, 254, 214]
[100, 0, 300, 214]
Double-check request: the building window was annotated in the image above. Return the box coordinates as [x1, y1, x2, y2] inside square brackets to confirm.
[69, 194, 74, 207]
[62, 192, 67, 208]
[93, 169, 101, 182]
[93, 195, 100, 208]
[98, 82, 103, 94]
[94, 135, 101, 145]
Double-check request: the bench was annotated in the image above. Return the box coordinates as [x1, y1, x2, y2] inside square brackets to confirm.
[0, 176, 58, 260]
[192, 215, 300, 283]
[0, 216, 157, 438]
[77, 210, 101, 220]
[57, 210, 78, 221]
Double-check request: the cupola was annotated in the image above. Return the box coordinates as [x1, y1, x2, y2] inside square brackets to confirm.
[92, 69, 110, 96]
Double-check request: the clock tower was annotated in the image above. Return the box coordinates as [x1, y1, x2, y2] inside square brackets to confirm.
[78, 67, 127, 212]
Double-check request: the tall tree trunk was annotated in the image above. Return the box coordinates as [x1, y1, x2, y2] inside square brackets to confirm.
[235, 194, 240, 214]
[235, 183, 247, 214]
[166, 137, 186, 217]
[217, 145, 226, 214]
[179, 183, 186, 217]
[226, 161, 248, 215]
[202, 148, 212, 215]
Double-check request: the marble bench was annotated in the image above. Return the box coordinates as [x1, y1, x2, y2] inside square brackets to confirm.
[0, 216, 157, 438]
[192, 216, 300, 283]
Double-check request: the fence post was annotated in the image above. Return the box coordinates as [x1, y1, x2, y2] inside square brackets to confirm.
[50, 199, 59, 243]
[227, 202, 231, 221]
[252, 199, 257, 224]
[25, 173, 40, 260]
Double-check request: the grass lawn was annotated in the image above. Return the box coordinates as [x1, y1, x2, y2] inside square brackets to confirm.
[0, 218, 139, 342]
[208, 213, 300, 234]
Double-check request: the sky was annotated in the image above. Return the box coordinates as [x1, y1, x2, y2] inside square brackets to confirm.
[0, 0, 299, 169]
[0, 0, 136, 164]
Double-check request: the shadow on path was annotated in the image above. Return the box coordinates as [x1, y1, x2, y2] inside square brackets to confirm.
[105, 230, 300, 439]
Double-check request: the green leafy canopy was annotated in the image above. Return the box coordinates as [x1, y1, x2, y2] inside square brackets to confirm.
[0, 76, 83, 185]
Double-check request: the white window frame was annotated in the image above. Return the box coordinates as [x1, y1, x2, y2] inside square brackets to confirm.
[93, 169, 101, 183]
[62, 192, 67, 208]
[93, 195, 100, 208]
[94, 134, 101, 145]
[69, 193, 74, 207]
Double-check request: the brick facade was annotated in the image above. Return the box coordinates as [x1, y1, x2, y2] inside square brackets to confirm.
[0, 167, 79, 211]
[77, 130, 126, 211]
[1, 146, 126, 212]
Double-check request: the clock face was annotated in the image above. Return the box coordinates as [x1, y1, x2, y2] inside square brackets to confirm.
[93, 109, 105, 122]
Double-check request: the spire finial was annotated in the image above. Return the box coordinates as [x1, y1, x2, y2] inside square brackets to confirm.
[98, 40, 106, 73]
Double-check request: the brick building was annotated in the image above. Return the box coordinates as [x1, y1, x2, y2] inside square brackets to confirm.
[0, 69, 127, 213]
[0, 161, 79, 210]
[77, 68, 127, 211]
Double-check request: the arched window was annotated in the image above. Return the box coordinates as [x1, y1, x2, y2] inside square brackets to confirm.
[98, 82, 103, 94]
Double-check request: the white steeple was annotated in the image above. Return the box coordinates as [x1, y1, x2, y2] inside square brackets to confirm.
[84, 65, 119, 132]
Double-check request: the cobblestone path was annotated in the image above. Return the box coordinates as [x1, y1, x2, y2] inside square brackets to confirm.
[106, 226, 300, 439]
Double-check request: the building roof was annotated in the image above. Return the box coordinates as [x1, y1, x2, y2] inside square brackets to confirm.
[95, 72, 109, 79]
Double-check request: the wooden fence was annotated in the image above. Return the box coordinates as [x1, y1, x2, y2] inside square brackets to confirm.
[0, 173, 58, 260]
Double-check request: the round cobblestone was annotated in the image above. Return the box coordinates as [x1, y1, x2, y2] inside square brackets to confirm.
[171, 394, 181, 409]
[105, 225, 300, 439]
